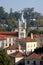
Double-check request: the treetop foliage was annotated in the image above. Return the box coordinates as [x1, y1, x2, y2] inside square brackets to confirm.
[0, 6, 43, 32]
[34, 47, 43, 54]
[0, 49, 13, 65]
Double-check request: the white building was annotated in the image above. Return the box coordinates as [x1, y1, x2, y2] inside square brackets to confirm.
[6, 45, 18, 55]
[10, 51, 24, 65]
[17, 37, 40, 55]
[9, 52, 43, 65]
[25, 53, 43, 65]
[0, 35, 6, 48]
[0, 32, 18, 48]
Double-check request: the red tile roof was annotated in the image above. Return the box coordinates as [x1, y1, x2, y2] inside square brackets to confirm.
[0, 38, 6, 40]
[0, 32, 18, 40]
[10, 51, 24, 57]
[17, 37, 36, 42]
[21, 45, 25, 50]
[0, 32, 18, 37]
[0, 35, 6, 40]
[25, 53, 41, 60]
[33, 34, 43, 38]
[6, 45, 18, 50]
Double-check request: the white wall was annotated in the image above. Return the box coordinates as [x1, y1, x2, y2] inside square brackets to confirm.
[7, 50, 17, 55]
[0, 40, 6, 48]
[25, 59, 43, 65]
[4, 37, 17, 48]
[0, 40, 3, 47]
[26, 42, 37, 54]
[15, 57, 23, 63]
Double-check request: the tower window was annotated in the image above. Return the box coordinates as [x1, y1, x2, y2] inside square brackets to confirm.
[20, 33, 24, 36]
[21, 29, 23, 31]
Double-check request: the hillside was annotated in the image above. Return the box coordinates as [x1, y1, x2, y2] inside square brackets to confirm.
[0, 7, 43, 32]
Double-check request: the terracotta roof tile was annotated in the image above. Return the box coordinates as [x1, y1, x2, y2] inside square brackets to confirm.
[17, 37, 36, 42]
[33, 34, 43, 38]
[0, 32, 18, 37]
[10, 52, 24, 57]
[6, 45, 18, 50]
[25, 53, 41, 60]
[0, 35, 6, 40]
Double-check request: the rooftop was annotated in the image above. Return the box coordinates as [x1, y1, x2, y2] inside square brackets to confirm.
[10, 51, 24, 57]
[17, 37, 36, 42]
[33, 34, 43, 38]
[0, 32, 18, 37]
[25, 53, 42, 60]
[6, 45, 18, 50]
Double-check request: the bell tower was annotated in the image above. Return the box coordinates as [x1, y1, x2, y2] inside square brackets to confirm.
[18, 11, 26, 39]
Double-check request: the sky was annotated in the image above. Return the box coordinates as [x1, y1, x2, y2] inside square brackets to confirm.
[0, 0, 43, 14]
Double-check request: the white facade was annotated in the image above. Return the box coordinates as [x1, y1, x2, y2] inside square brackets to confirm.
[10, 51, 24, 65]
[25, 53, 43, 65]
[25, 59, 43, 65]
[26, 42, 38, 54]
[26, 42, 37, 52]
[5, 37, 14, 47]
[15, 57, 23, 63]
[7, 50, 18, 55]
[17, 38, 40, 55]
[0, 37, 17, 48]
[0, 39, 6, 48]
[0, 40, 3, 47]
[5, 37, 17, 48]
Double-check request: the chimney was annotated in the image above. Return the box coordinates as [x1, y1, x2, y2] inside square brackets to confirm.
[31, 33, 33, 39]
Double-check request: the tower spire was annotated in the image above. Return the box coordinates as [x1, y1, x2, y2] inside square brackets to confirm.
[21, 12, 25, 22]
[18, 11, 26, 39]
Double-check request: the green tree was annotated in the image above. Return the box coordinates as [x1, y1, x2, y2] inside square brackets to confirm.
[0, 49, 13, 65]
[0, 7, 5, 19]
[34, 47, 43, 54]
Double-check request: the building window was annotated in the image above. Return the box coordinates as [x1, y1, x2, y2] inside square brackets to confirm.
[33, 61, 36, 65]
[40, 61, 42, 65]
[13, 43, 14, 45]
[31, 45, 32, 47]
[10, 50, 12, 52]
[31, 49, 32, 52]
[6, 43, 7, 46]
[40, 39, 43, 42]
[9, 38, 11, 42]
[13, 38, 14, 42]
[9, 44, 11, 46]
[34, 44, 35, 47]
[28, 45, 29, 47]
[21, 29, 23, 31]
[41, 57, 43, 59]
[27, 61, 30, 64]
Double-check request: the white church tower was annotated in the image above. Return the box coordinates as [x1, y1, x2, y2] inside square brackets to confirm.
[18, 11, 26, 39]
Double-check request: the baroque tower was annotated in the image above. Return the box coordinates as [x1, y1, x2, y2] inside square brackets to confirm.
[18, 11, 26, 39]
